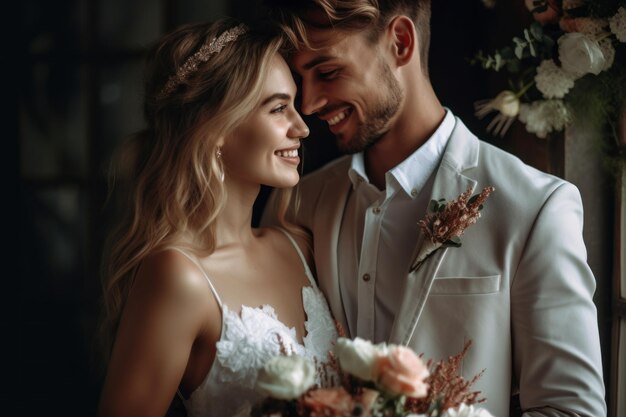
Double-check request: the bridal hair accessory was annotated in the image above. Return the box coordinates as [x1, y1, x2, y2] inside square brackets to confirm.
[158, 23, 248, 99]
[411, 186, 495, 271]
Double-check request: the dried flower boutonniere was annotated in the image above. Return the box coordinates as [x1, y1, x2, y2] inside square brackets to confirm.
[411, 186, 495, 271]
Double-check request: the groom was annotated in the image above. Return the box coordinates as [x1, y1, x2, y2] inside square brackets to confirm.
[260, 1, 605, 415]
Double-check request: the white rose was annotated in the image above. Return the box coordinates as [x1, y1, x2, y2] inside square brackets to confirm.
[441, 403, 495, 417]
[558, 32, 606, 77]
[334, 337, 386, 381]
[256, 355, 315, 400]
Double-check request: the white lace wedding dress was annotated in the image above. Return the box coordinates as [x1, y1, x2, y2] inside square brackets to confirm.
[175, 229, 338, 417]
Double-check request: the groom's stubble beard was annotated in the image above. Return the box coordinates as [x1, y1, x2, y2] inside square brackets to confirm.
[337, 59, 404, 154]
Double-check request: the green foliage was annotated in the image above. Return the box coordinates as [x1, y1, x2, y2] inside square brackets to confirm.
[469, 22, 554, 73]
[471, 0, 626, 179]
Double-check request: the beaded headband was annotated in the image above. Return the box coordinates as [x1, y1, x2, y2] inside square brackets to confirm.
[157, 23, 248, 99]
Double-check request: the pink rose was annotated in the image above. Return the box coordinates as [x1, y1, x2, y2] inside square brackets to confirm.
[559, 17, 607, 34]
[302, 387, 354, 415]
[560, 17, 583, 32]
[376, 346, 430, 398]
[525, 0, 560, 25]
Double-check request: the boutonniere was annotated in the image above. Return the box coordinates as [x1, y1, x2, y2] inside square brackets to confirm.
[410, 186, 495, 271]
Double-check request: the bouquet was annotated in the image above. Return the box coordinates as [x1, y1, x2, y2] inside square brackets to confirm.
[250, 337, 493, 417]
[472, 0, 626, 158]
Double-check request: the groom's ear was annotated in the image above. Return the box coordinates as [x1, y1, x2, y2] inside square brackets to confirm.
[387, 15, 416, 67]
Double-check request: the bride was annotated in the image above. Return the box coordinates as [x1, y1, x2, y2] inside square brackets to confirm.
[96, 18, 337, 417]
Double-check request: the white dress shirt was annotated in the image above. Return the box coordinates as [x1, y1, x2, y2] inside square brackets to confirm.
[338, 109, 455, 342]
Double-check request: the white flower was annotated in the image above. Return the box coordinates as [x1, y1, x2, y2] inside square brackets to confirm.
[474, 90, 520, 137]
[474, 90, 520, 136]
[609, 7, 626, 42]
[518, 100, 571, 139]
[598, 38, 616, 70]
[475, 90, 520, 117]
[558, 32, 607, 77]
[334, 337, 386, 381]
[256, 355, 315, 400]
[534, 60, 576, 99]
[441, 403, 495, 417]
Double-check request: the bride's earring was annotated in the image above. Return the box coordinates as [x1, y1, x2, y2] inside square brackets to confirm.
[216, 147, 225, 182]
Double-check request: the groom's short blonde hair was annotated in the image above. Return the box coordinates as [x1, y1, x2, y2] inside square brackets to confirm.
[268, 0, 432, 71]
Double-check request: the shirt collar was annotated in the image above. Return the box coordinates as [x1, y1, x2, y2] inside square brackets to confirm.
[348, 109, 455, 195]
[348, 152, 368, 188]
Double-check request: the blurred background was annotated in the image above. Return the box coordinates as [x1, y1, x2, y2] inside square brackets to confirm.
[13, 0, 622, 416]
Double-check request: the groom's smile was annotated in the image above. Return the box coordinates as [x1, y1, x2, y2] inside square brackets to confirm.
[320, 106, 354, 133]
[291, 28, 403, 154]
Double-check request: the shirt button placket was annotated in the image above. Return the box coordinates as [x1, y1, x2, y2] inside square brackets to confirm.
[362, 273, 371, 282]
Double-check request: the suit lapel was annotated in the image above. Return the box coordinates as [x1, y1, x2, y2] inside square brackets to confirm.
[314, 163, 352, 336]
[388, 117, 480, 345]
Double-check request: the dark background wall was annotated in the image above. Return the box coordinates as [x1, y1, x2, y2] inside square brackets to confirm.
[12, 1, 615, 416]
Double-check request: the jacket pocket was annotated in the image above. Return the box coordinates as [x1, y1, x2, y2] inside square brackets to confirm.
[430, 274, 501, 295]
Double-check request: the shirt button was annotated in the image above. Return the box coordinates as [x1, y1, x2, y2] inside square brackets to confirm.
[362, 273, 371, 282]
[411, 189, 418, 197]
[372, 207, 381, 214]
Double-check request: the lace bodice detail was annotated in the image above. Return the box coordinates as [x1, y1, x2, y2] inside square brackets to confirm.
[180, 230, 338, 417]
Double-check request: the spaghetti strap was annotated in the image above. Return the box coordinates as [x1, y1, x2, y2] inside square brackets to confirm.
[168, 247, 223, 309]
[276, 228, 316, 287]
[175, 389, 185, 404]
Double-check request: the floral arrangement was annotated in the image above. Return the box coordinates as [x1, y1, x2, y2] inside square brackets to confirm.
[412, 186, 495, 271]
[472, 0, 626, 171]
[245, 188, 497, 417]
[250, 337, 492, 417]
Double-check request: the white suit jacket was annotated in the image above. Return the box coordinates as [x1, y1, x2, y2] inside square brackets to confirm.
[262, 117, 605, 417]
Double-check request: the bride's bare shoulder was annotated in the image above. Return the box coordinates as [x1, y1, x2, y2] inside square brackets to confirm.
[131, 248, 212, 309]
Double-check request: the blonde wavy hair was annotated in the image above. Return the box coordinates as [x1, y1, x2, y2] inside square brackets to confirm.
[268, 0, 432, 75]
[98, 18, 296, 366]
